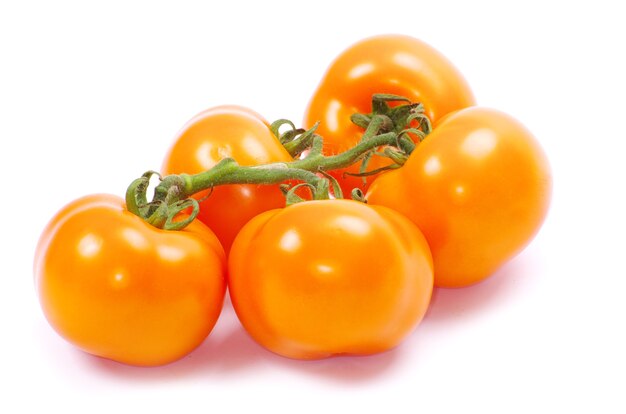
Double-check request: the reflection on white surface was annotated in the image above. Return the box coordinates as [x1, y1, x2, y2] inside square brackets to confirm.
[461, 128, 497, 159]
[77, 233, 102, 258]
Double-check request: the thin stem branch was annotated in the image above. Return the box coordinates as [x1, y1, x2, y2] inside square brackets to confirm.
[126, 95, 431, 230]
[181, 158, 325, 198]
[173, 131, 400, 201]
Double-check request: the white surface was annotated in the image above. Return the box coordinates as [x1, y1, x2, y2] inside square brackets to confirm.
[1, 1, 624, 412]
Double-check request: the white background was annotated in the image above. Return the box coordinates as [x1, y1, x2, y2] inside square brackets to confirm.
[1, 0, 624, 412]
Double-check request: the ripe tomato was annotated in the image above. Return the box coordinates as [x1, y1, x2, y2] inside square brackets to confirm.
[34, 194, 226, 366]
[367, 107, 552, 288]
[228, 199, 433, 360]
[303, 34, 476, 195]
[162, 105, 293, 254]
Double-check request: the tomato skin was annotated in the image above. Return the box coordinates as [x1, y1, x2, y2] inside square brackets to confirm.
[34, 194, 226, 366]
[162, 105, 293, 254]
[228, 200, 433, 360]
[303, 34, 476, 194]
[367, 107, 552, 288]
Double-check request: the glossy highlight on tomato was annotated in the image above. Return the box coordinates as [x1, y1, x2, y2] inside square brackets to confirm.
[304, 34, 476, 194]
[228, 199, 434, 360]
[367, 107, 552, 288]
[34, 194, 226, 366]
[162, 105, 294, 254]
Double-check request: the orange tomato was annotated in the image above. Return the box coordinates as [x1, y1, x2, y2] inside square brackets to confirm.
[303, 34, 476, 194]
[367, 107, 552, 288]
[34, 194, 226, 366]
[228, 200, 433, 360]
[162, 105, 293, 254]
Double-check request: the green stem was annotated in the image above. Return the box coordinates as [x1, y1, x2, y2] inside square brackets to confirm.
[126, 95, 432, 230]
[126, 131, 405, 229]
[290, 131, 398, 171]
[176, 130, 403, 199]
[281, 122, 319, 157]
[361, 114, 393, 140]
[179, 158, 327, 199]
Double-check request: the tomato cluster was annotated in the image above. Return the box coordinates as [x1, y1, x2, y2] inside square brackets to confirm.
[34, 35, 551, 366]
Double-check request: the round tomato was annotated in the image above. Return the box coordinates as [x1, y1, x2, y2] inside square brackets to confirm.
[228, 199, 433, 360]
[162, 105, 293, 254]
[34, 194, 226, 366]
[303, 34, 476, 195]
[367, 107, 552, 288]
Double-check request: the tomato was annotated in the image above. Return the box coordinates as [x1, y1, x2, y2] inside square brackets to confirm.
[34, 194, 226, 366]
[367, 107, 552, 288]
[228, 199, 433, 360]
[303, 34, 476, 195]
[162, 105, 293, 254]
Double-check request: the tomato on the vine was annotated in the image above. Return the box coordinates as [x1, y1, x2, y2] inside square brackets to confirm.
[228, 199, 433, 360]
[162, 105, 294, 254]
[303, 34, 476, 194]
[34, 194, 226, 366]
[367, 107, 552, 288]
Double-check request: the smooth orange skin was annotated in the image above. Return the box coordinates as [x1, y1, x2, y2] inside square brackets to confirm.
[162, 105, 293, 254]
[228, 200, 433, 360]
[303, 34, 476, 195]
[34, 194, 226, 366]
[367, 107, 552, 288]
